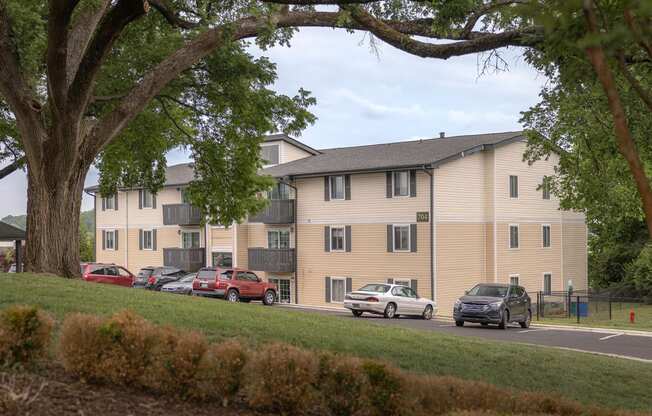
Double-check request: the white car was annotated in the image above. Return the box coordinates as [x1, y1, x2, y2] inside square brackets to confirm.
[344, 283, 436, 319]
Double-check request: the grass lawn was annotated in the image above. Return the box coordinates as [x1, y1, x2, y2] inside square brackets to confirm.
[535, 303, 652, 331]
[1, 273, 652, 411]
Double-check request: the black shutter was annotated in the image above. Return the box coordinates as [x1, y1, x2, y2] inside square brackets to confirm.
[138, 190, 143, 209]
[387, 224, 393, 252]
[387, 278, 394, 284]
[324, 226, 331, 252]
[114, 194, 119, 210]
[102, 230, 106, 250]
[410, 224, 417, 252]
[139, 230, 143, 250]
[153, 229, 157, 251]
[114, 230, 119, 250]
[346, 277, 352, 294]
[345, 225, 352, 252]
[324, 177, 330, 201]
[325, 276, 331, 303]
[386, 172, 392, 198]
[345, 175, 351, 200]
[101, 196, 106, 211]
[411, 279, 418, 294]
[152, 194, 157, 209]
[410, 170, 417, 197]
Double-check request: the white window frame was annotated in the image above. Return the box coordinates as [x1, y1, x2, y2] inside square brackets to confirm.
[508, 224, 519, 249]
[329, 175, 345, 200]
[261, 143, 281, 167]
[509, 175, 519, 199]
[509, 274, 520, 286]
[394, 278, 411, 287]
[181, 230, 201, 249]
[105, 230, 116, 251]
[543, 272, 552, 295]
[330, 277, 346, 303]
[142, 189, 154, 209]
[330, 226, 345, 252]
[392, 224, 411, 252]
[142, 229, 154, 251]
[104, 196, 115, 210]
[392, 171, 410, 198]
[542, 224, 551, 248]
[267, 229, 291, 249]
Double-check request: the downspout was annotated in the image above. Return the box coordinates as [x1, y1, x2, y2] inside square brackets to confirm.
[421, 166, 435, 302]
[280, 176, 298, 304]
[125, 191, 129, 269]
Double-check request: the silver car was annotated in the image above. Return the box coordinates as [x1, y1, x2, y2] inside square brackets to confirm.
[344, 283, 436, 319]
[161, 273, 196, 295]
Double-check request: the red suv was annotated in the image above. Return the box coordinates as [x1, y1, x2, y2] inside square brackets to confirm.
[81, 263, 135, 287]
[193, 267, 277, 305]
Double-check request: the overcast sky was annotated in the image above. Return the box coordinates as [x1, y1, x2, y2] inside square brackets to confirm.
[0, 28, 546, 218]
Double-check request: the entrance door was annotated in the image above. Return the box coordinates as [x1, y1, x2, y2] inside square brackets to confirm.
[269, 278, 291, 303]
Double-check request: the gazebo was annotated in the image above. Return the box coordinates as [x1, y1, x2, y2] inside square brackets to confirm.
[0, 221, 25, 272]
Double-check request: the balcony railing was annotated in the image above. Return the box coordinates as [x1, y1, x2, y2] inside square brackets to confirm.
[163, 203, 202, 226]
[249, 199, 295, 224]
[163, 248, 205, 272]
[248, 248, 295, 273]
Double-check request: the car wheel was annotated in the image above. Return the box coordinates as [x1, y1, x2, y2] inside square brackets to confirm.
[455, 320, 464, 327]
[227, 289, 239, 303]
[263, 290, 276, 306]
[498, 310, 509, 329]
[422, 305, 434, 320]
[520, 310, 532, 328]
[352, 310, 363, 317]
[383, 303, 397, 319]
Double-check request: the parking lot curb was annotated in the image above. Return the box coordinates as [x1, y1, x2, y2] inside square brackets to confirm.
[528, 323, 652, 338]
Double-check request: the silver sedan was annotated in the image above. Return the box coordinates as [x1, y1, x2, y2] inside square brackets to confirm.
[161, 273, 195, 295]
[343, 283, 436, 319]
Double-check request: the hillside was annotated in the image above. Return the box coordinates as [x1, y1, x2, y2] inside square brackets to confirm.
[1, 209, 94, 230]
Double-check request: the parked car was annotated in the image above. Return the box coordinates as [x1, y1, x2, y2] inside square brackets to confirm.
[80, 263, 135, 287]
[161, 273, 196, 295]
[453, 283, 531, 329]
[7, 263, 16, 273]
[343, 283, 436, 319]
[133, 266, 186, 290]
[192, 267, 277, 305]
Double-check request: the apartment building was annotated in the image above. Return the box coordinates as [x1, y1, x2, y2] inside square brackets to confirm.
[90, 131, 587, 314]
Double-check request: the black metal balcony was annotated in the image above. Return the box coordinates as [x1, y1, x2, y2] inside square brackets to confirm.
[248, 248, 295, 273]
[248, 199, 295, 224]
[163, 203, 202, 226]
[163, 248, 205, 272]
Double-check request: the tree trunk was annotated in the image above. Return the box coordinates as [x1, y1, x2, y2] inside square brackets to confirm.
[25, 157, 89, 278]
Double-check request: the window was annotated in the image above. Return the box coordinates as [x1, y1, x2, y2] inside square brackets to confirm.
[510, 275, 519, 286]
[105, 196, 115, 210]
[543, 273, 552, 295]
[330, 175, 345, 200]
[142, 189, 154, 208]
[542, 225, 551, 248]
[105, 230, 116, 250]
[181, 188, 191, 204]
[268, 230, 290, 249]
[393, 225, 410, 251]
[393, 171, 409, 197]
[509, 175, 518, 198]
[509, 225, 519, 249]
[331, 278, 345, 303]
[330, 227, 345, 251]
[182, 231, 200, 249]
[268, 182, 292, 200]
[142, 230, 153, 250]
[542, 180, 551, 200]
[212, 252, 232, 268]
[237, 271, 260, 282]
[261, 144, 280, 165]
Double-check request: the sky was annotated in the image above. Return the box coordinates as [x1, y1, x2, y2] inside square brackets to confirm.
[0, 27, 547, 218]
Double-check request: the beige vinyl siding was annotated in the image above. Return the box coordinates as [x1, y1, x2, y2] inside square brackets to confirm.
[95, 228, 125, 266]
[282, 141, 313, 163]
[562, 222, 588, 291]
[126, 227, 174, 272]
[484, 222, 495, 283]
[296, 171, 430, 225]
[211, 227, 233, 251]
[126, 187, 179, 226]
[296, 223, 430, 307]
[247, 224, 268, 248]
[95, 192, 127, 227]
[235, 224, 249, 269]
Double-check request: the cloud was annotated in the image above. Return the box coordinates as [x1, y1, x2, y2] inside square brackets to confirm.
[333, 88, 428, 119]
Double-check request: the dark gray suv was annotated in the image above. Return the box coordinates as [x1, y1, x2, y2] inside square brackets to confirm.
[453, 283, 531, 329]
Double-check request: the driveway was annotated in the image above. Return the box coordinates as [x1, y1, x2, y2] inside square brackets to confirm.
[278, 305, 652, 361]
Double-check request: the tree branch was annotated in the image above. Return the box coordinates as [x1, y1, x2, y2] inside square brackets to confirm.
[149, 0, 199, 29]
[616, 52, 652, 113]
[460, 0, 527, 38]
[47, 0, 81, 112]
[0, 156, 25, 180]
[623, 7, 652, 60]
[154, 96, 194, 140]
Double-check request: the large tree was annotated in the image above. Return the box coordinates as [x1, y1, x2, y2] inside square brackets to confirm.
[0, 0, 536, 277]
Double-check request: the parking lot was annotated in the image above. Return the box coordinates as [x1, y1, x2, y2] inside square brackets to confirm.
[279, 305, 652, 361]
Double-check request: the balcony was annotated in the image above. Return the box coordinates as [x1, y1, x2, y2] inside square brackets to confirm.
[163, 203, 202, 226]
[249, 199, 295, 224]
[163, 248, 205, 272]
[248, 248, 295, 273]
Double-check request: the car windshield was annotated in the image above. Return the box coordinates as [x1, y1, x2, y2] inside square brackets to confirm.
[180, 275, 195, 283]
[358, 284, 390, 293]
[467, 285, 508, 298]
[197, 269, 217, 280]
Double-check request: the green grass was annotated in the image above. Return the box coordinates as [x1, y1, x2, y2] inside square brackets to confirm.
[536, 303, 652, 331]
[2, 274, 652, 411]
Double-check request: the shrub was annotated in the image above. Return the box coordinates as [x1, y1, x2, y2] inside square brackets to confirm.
[242, 343, 318, 415]
[0, 305, 53, 366]
[58, 313, 104, 380]
[316, 353, 372, 416]
[193, 340, 249, 406]
[360, 360, 411, 416]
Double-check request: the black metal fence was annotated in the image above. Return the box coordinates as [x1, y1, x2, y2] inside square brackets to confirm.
[534, 290, 649, 325]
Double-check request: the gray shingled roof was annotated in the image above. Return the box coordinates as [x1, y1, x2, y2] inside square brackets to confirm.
[0, 221, 26, 241]
[265, 133, 320, 155]
[262, 131, 524, 178]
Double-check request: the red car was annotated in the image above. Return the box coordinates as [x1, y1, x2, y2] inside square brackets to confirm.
[193, 267, 277, 305]
[81, 263, 135, 287]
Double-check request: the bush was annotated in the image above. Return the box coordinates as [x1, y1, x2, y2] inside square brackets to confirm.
[193, 340, 249, 406]
[0, 305, 53, 366]
[242, 343, 318, 415]
[360, 360, 411, 416]
[316, 353, 372, 416]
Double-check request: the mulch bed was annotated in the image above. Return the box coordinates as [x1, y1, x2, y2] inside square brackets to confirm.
[0, 365, 259, 416]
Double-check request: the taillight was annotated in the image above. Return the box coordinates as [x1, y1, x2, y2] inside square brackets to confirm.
[365, 297, 379, 302]
[147, 277, 155, 285]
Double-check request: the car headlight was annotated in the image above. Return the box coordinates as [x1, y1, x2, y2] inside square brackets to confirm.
[454, 300, 462, 309]
[489, 301, 502, 310]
